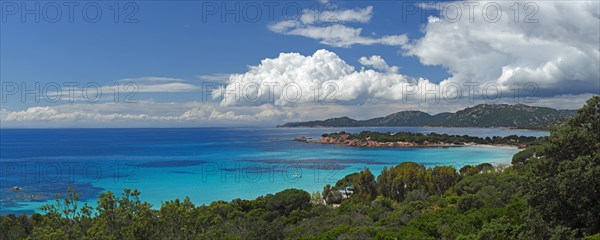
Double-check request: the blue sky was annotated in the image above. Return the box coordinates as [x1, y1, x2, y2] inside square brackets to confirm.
[1, 1, 598, 127]
[1, 1, 446, 106]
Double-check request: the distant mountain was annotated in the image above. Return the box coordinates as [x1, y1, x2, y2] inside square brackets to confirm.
[277, 104, 577, 130]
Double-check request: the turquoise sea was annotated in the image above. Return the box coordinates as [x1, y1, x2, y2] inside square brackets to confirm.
[0, 127, 548, 214]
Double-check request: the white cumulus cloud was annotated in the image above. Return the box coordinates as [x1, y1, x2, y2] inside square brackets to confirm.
[359, 55, 399, 73]
[269, 6, 407, 48]
[300, 6, 373, 25]
[213, 49, 440, 106]
[117, 76, 201, 92]
[404, 1, 600, 97]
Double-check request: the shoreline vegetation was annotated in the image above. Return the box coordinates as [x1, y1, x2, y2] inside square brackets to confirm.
[293, 131, 543, 150]
[1, 96, 598, 239]
[279, 125, 550, 132]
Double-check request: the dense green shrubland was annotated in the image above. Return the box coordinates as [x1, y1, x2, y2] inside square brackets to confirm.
[322, 131, 545, 146]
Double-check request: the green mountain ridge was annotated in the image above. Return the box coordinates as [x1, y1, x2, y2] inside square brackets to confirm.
[278, 103, 577, 130]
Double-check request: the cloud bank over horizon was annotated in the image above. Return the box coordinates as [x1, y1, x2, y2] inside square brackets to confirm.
[1, 92, 595, 127]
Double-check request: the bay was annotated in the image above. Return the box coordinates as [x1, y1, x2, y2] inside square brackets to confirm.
[0, 127, 548, 214]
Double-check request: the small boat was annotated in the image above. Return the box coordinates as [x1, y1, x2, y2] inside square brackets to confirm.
[292, 173, 302, 178]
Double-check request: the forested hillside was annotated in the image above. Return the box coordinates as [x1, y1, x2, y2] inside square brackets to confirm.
[279, 103, 576, 130]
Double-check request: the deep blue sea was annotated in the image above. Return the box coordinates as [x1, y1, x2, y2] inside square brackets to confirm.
[0, 127, 548, 214]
